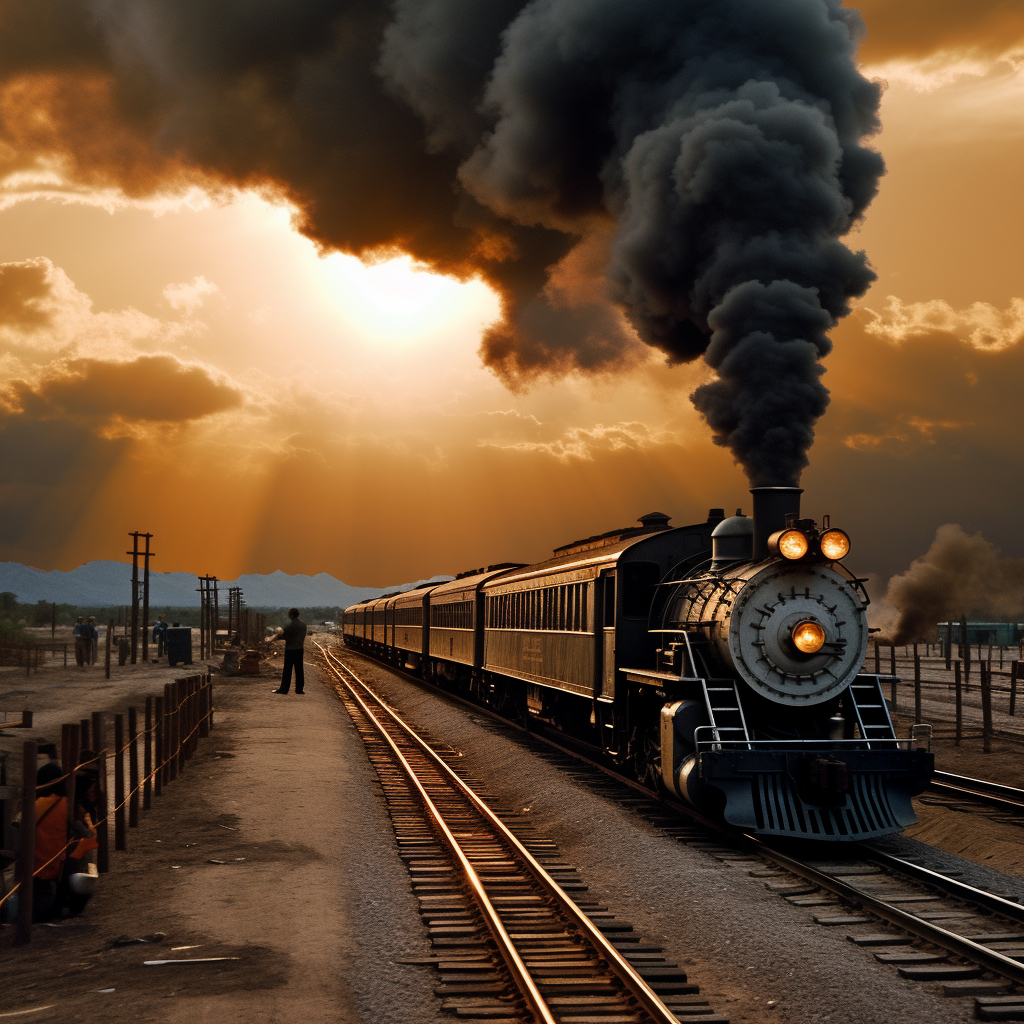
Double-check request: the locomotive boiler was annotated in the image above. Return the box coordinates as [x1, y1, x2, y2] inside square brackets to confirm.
[342, 486, 932, 841]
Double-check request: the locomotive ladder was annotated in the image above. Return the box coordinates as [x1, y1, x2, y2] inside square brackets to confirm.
[846, 675, 897, 748]
[701, 680, 751, 749]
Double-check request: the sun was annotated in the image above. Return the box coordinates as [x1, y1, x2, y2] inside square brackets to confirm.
[318, 251, 490, 342]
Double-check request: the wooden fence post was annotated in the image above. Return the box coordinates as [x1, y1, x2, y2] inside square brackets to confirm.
[981, 663, 993, 754]
[164, 683, 175, 785]
[66, 723, 79, 842]
[92, 712, 108, 873]
[128, 707, 139, 829]
[144, 697, 153, 810]
[954, 660, 963, 746]
[874, 640, 880, 675]
[199, 676, 210, 739]
[208, 674, 215, 732]
[1011, 661, 1019, 718]
[154, 695, 163, 798]
[113, 714, 125, 851]
[889, 645, 896, 678]
[14, 740, 37, 945]
[80, 717, 91, 751]
[105, 620, 112, 680]
[946, 621, 952, 670]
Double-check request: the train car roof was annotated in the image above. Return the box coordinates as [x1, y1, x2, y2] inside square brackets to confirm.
[482, 520, 707, 589]
[391, 584, 444, 608]
[428, 565, 526, 601]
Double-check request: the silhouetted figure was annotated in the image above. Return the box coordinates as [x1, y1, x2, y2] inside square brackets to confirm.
[87, 616, 99, 664]
[72, 617, 89, 669]
[272, 608, 307, 695]
[153, 614, 168, 661]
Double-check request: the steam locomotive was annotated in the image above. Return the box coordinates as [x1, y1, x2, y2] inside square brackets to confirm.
[342, 487, 932, 841]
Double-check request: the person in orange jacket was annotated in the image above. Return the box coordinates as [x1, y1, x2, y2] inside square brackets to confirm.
[32, 762, 70, 920]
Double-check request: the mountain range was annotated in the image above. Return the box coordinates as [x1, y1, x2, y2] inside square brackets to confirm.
[0, 561, 452, 609]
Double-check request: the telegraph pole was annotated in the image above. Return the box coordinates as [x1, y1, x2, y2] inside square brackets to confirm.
[141, 534, 154, 663]
[127, 532, 154, 665]
[127, 533, 140, 664]
[212, 579, 220, 654]
[196, 575, 217, 660]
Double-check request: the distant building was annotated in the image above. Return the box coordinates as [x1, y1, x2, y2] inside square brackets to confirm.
[937, 622, 1024, 646]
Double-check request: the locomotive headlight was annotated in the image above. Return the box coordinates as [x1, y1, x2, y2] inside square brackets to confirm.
[792, 620, 826, 654]
[820, 529, 851, 561]
[776, 529, 809, 560]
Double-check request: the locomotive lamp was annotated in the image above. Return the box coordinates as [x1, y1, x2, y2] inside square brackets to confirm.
[820, 529, 851, 561]
[792, 620, 826, 654]
[774, 528, 809, 560]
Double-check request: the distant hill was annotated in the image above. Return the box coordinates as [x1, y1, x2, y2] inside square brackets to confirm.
[0, 561, 452, 608]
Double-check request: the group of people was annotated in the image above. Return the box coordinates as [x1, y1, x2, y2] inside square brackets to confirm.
[71, 613, 172, 668]
[3, 745, 101, 922]
[71, 616, 99, 669]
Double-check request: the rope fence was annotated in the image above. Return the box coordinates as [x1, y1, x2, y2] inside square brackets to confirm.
[0, 673, 215, 945]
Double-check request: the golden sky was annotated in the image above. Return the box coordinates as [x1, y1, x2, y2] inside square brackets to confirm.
[0, 2, 1021, 588]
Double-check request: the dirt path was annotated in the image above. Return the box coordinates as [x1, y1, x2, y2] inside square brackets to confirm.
[1, 657, 441, 1024]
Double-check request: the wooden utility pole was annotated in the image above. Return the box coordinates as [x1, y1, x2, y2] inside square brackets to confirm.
[196, 575, 217, 660]
[128, 533, 139, 663]
[141, 534, 154, 663]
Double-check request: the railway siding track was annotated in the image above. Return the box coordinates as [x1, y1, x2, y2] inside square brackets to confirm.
[315, 643, 728, 1024]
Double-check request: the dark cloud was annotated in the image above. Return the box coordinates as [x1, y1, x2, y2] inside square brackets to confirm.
[0, 258, 52, 330]
[0, 0, 884, 484]
[3, 355, 244, 424]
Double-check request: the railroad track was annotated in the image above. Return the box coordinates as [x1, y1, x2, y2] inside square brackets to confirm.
[329, 643, 1024, 1020]
[314, 641, 728, 1024]
[926, 771, 1024, 818]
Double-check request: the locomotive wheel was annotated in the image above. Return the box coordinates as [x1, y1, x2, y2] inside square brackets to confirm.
[630, 721, 663, 792]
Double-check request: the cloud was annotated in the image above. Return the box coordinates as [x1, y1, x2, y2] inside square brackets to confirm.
[2, 354, 244, 426]
[479, 420, 682, 462]
[163, 275, 219, 313]
[0, 1, 889, 490]
[862, 296, 1024, 350]
[0, 256, 219, 363]
[855, 1, 1024, 64]
[0, 258, 53, 330]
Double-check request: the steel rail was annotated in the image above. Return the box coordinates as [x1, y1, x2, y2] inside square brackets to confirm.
[930, 770, 1024, 813]
[865, 849, 1024, 921]
[335, 642, 1024, 986]
[751, 842, 1024, 984]
[317, 643, 556, 1024]
[317, 641, 683, 1024]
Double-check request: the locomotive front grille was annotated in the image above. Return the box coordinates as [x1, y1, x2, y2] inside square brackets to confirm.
[749, 771, 897, 839]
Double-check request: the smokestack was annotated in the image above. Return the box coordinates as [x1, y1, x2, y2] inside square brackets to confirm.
[751, 486, 802, 561]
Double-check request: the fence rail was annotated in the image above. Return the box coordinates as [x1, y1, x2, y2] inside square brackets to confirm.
[0, 673, 215, 945]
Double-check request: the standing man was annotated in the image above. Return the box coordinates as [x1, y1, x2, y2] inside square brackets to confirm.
[153, 613, 169, 661]
[72, 617, 89, 669]
[272, 608, 307, 695]
[87, 616, 99, 665]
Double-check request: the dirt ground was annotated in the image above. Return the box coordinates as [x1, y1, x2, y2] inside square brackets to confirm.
[0, 639, 441, 1024]
[890, 705, 1024, 880]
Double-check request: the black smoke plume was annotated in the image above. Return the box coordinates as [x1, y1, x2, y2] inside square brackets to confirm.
[0, 0, 883, 483]
[882, 525, 1024, 644]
